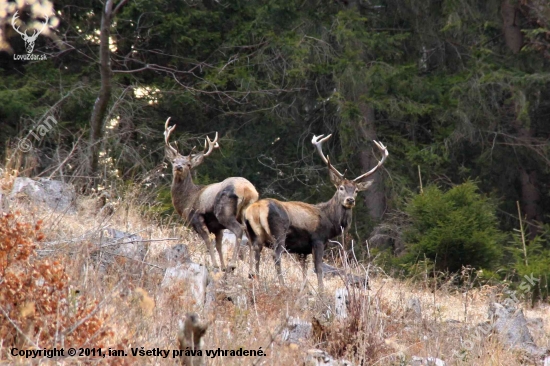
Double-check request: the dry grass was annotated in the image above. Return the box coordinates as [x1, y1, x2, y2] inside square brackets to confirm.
[0, 176, 549, 366]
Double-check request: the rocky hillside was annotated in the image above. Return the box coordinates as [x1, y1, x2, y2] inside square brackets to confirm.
[1, 177, 549, 366]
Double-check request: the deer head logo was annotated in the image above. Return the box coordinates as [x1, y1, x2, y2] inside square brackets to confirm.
[12, 11, 49, 54]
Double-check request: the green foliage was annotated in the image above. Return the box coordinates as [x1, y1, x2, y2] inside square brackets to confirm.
[402, 181, 504, 273]
[507, 232, 550, 302]
[2, 0, 550, 300]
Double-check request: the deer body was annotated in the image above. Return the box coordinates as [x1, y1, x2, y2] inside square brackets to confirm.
[165, 119, 259, 270]
[244, 134, 388, 291]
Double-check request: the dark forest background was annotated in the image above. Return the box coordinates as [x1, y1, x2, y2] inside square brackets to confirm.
[1, 0, 549, 297]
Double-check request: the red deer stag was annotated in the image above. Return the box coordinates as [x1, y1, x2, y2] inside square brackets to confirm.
[164, 118, 259, 271]
[244, 134, 388, 291]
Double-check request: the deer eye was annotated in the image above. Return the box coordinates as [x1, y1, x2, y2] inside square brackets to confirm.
[339, 186, 344, 191]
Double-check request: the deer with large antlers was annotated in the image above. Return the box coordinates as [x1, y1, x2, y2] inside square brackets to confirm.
[164, 118, 259, 271]
[12, 11, 49, 54]
[244, 134, 388, 291]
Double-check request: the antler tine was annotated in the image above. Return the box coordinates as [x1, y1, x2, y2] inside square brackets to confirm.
[12, 11, 24, 36]
[325, 155, 345, 181]
[201, 132, 219, 157]
[30, 14, 49, 40]
[311, 134, 344, 180]
[164, 117, 178, 155]
[352, 140, 389, 182]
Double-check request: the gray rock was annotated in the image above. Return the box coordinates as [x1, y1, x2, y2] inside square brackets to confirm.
[320, 263, 369, 289]
[164, 244, 190, 266]
[334, 287, 349, 319]
[282, 317, 312, 344]
[90, 228, 147, 271]
[162, 262, 211, 310]
[488, 302, 547, 357]
[10, 177, 76, 212]
[101, 228, 146, 260]
[410, 356, 445, 366]
[305, 349, 353, 366]
[222, 229, 248, 260]
[407, 297, 422, 317]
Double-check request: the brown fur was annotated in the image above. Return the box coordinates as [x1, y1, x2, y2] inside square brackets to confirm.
[244, 179, 373, 292]
[165, 123, 259, 270]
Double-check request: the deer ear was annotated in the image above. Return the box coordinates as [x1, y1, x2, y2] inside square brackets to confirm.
[355, 180, 373, 192]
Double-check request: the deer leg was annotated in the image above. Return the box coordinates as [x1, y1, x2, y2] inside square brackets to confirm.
[299, 254, 307, 280]
[298, 254, 308, 292]
[248, 240, 256, 278]
[192, 216, 219, 269]
[312, 240, 325, 293]
[215, 192, 243, 272]
[271, 228, 287, 286]
[224, 220, 244, 272]
[214, 231, 225, 271]
[273, 243, 284, 286]
[252, 239, 262, 278]
[244, 221, 259, 279]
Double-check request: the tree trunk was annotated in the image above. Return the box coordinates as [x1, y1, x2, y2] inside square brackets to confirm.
[88, 0, 127, 175]
[502, 0, 542, 238]
[501, 0, 523, 53]
[516, 125, 543, 239]
[357, 103, 386, 221]
[343, 0, 386, 223]
[88, 0, 114, 175]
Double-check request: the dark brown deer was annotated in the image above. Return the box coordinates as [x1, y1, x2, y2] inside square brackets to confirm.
[244, 134, 388, 291]
[164, 118, 259, 270]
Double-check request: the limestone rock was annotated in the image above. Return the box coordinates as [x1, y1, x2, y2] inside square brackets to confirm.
[407, 297, 422, 317]
[162, 262, 211, 309]
[305, 349, 352, 366]
[10, 177, 76, 213]
[410, 356, 445, 366]
[282, 317, 312, 344]
[165, 244, 191, 266]
[334, 287, 349, 319]
[488, 302, 547, 357]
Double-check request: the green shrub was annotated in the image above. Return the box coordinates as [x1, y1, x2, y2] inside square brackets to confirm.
[402, 181, 504, 273]
[507, 233, 550, 303]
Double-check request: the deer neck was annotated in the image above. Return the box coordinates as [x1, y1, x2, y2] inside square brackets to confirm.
[171, 172, 202, 217]
[317, 195, 353, 235]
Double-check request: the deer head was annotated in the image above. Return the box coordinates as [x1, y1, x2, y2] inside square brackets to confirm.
[312, 134, 388, 208]
[12, 11, 49, 54]
[164, 117, 219, 181]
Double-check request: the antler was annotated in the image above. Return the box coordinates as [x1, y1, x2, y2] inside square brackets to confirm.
[311, 134, 345, 181]
[11, 11, 26, 38]
[30, 14, 49, 41]
[164, 117, 178, 155]
[352, 140, 389, 182]
[11, 12, 49, 40]
[200, 132, 219, 157]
